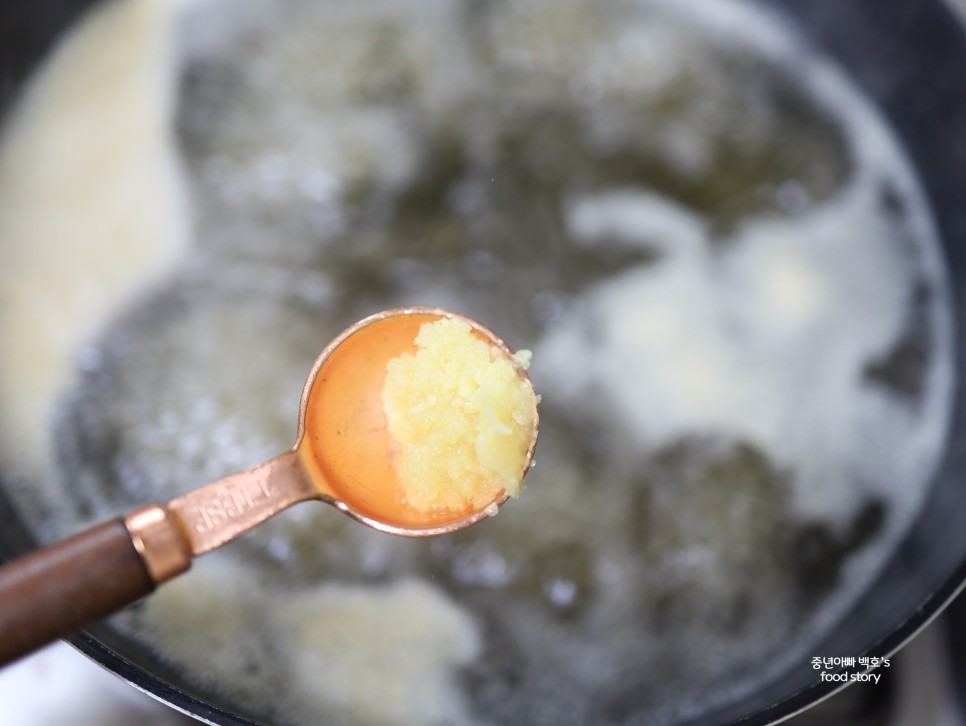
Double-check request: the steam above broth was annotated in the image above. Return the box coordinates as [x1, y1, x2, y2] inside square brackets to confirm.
[0, 0, 953, 725]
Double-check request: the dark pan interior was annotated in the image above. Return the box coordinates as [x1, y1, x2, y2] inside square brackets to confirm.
[696, 0, 966, 723]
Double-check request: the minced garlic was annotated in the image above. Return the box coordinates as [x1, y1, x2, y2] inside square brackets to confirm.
[383, 317, 537, 512]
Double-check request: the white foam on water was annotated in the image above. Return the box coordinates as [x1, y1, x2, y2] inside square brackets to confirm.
[0, 0, 190, 523]
[280, 578, 482, 726]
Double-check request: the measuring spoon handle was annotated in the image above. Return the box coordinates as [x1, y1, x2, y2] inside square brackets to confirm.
[0, 504, 191, 666]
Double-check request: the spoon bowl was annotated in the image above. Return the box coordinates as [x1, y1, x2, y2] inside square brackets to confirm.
[299, 307, 532, 534]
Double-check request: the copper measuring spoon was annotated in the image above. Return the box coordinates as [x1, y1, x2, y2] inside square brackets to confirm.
[0, 307, 539, 666]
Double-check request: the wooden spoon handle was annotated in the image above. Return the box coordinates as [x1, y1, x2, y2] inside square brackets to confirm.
[0, 518, 155, 666]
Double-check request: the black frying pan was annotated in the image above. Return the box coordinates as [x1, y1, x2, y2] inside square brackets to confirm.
[1, 1, 965, 724]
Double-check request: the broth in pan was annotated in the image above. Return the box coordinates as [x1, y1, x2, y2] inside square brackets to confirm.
[0, 0, 953, 724]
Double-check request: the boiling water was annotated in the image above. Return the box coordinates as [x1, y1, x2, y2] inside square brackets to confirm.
[0, 0, 954, 724]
